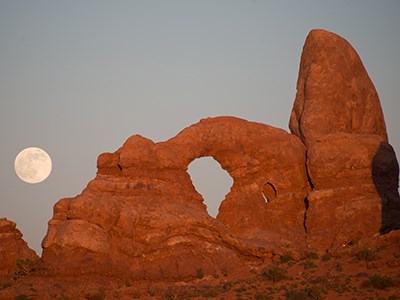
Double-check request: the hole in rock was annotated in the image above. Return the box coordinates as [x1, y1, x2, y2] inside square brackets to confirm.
[188, 157, 233, 218]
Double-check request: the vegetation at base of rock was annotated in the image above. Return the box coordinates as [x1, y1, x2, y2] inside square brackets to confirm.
[281, 254, 294, 263]
[262, 265, 288, 282]
[303, 260, 317, 269]
[321, 253, 331, 261]
[163, 288, 178, 300]
[356, 249, 379, 262]
[301, 252, 318, 260]
[285, 286, 324, 300]
[125, 278, 132, 287]
[15, 258, 37, 278]
[0, 282, 12, 290]
[335, 263, 343, 272]
[362, 274, 394, 290]
[87, 294, 105, 300]
[196, 268, 204, 279]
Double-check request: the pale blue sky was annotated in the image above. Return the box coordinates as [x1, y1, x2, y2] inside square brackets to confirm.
[1, 1, 399, 253]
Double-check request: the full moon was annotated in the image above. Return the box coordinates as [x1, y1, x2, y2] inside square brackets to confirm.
[14, 147, 52, 184]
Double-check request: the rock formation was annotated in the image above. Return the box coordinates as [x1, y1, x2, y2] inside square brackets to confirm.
[289, 29, 400, 247]
[1, 29, 399, 290]
[289, 29, 388, 146]
[41, 117, 310, 279]
[0, 218, 38, 276]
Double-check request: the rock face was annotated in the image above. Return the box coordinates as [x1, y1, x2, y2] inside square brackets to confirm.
[41, 117, 310, 279]
[289, 29, 388, 147]
[290, 29, 400, 246]
[0, 218, 38, 276]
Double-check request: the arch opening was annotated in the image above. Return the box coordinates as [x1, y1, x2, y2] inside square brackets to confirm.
[187, 157, 233, 218]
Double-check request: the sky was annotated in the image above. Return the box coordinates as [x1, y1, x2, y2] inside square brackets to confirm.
[1, 1, 399, 254]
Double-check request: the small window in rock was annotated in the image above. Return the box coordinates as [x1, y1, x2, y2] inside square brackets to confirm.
[262, 182, 277, 204]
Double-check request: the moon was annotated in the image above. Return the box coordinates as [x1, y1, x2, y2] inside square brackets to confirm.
[14, 147, 52, 184]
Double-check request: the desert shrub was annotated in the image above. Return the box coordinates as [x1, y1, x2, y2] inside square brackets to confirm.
[147, 287, 156, 296]
[202, 289, 219, 297]
[125, 278, 132, 287]
[285, 289, 308, 300]
[304, 286, 325, 299]
[163, 288, 178, 300]
[303, 260, 317, 269]
[302, 252, 318, 260]
[321, 253, 331, 262]
[15, 295, 29, 300]
[132, 292, 141, 299]
[255, 292, 272, 300]
[356, 249, 378, 262]
[0, 282, 12, 290]
[262, 265, 288, 282]
[335, 263, 343, 272]
[281, 254, 294, 263]
[223, 281, 233, 290]
[15, 258, 37, 278]
[87, 294, 105, 300]
[362, 275, 393, 290]
[196, 268, 204, 279]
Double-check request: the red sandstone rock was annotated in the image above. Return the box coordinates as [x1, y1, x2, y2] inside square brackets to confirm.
[290, 29, 400, 247]
[289, 29, 388, 147]
[41, 117, 310, 279]
[0, 218, 38, 276]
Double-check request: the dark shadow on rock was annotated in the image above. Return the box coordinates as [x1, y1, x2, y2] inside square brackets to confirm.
[372, 142, 400, 234]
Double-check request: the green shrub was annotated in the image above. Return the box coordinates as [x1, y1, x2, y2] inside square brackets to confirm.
[147, 287, 156, 296]
[15, 258, 37, 278]
[87, 294, 105, 300]
[335, 263, 343, 272]
[281, 254, 294, 263]
[255, 292, 272, 300]
[303, 260, 317, 269]
[0, 282, 12, 290]
[196, 268, 204, 279]
[285, 289, 308, 300]
[132, 292, 141, 299]
[321, 253, 331, 262]
[362, 275, 393, 290]
[302, 252, 318, 260]
[262, 265, 288, 282]
[304, 286, 324, 299]
[223, 281, 233, 290]
[356, 249, 378, 262]
[125, 278, 132, 287]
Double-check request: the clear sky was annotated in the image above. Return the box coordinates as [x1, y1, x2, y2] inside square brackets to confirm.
[1, 1, 399, 254]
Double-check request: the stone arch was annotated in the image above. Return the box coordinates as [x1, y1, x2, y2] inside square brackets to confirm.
[187, 156, 233, 218]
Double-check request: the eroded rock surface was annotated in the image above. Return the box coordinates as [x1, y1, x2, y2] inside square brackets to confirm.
[0, 218, 38, 276]
[41, 117, 310, 279]
[289, 29, 388, 147]
[290, 29, 400, 247]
